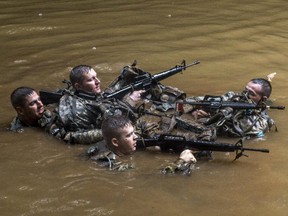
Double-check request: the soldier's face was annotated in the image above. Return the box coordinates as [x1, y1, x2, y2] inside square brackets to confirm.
[17, 91, 45, 125]
[245, 81, 263, 103]
[77, 69, 101, 93]
[116, 124, 137, 155]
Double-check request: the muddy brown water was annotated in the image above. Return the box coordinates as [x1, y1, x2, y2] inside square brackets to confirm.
[0, 0, 287, 215]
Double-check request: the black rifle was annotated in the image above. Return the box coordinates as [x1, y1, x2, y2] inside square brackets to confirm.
[136, 134, 269, 160]
[40, 80, 71, 105]
[104, 59, 200, 99]
[40, 60, 200, 105]
[40, 90, 64, 105]
[176, 100, 285, 111]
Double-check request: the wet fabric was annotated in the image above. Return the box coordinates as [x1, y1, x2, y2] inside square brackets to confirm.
[51, 90, 139, 144]
[87, 141, 134, 171]
[9, 110, 54, 133]
[184, 91, 274, 138]
[107, 62, 186, 108]
[161, 158, 195, 176]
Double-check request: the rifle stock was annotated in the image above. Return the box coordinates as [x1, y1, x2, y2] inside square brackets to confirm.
[136, 134, 269, 160]
[40, 90, 63, 105]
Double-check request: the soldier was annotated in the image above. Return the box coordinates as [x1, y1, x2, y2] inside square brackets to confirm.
[87, 115, 197, 174]
[52, 63, 215, 145]
[106, 61, 216, 142]
[181, 78, 275, 138]
[9, 87, 53, 133]
[106, 60, 186, 111]
[51, 65, 144, 144]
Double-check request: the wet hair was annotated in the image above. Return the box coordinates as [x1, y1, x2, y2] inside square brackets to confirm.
[69, 65, 93, 86]
[250, 78, 272, 98]
[101, 115, 132, 144]
[10, 87, 35, 108]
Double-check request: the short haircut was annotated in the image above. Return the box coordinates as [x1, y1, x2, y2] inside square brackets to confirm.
[70, 65, 92, 86]
[250, 78, 272, 98]
[101, 115, 132, 144]
[10, 87, 35, 108]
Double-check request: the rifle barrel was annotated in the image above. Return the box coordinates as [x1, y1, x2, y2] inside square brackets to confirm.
[242, 147, 270, 153]
[178, 101, 285, 110]
[152, 60, 200, 82]
[267, 105, 285, 110]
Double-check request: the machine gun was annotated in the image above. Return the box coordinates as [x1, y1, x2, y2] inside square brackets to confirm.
[176, 100, 285, 113]
[136, 134, 269, 160]
[39, 60, 200, 105]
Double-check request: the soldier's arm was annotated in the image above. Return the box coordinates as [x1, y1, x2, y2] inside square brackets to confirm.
[63, 129, 103, 144]
[161, 150, 197, 176]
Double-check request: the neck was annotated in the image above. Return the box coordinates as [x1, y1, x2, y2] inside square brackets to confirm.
[75, 89, 101, 100]
[18, 115, 38, 127]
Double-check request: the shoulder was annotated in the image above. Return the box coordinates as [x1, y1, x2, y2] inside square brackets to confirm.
[9, 116, 25, 133]
[38, 110, 55, 128]
[88, 145, 134, 171]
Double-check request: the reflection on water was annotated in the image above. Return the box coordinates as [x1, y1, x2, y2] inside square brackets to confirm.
[0, 0, 287, 215]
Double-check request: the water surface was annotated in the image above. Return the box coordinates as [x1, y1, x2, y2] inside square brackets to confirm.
[0, 0, 287, 215]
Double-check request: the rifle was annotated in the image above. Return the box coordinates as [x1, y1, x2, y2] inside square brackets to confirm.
[40, 90, 63, 105]
[104, 59, 200, 99]
[136, 134, 269, 160]
[176, 100, 285, 112]
[40, 60, 200, 105]
[40, 80, 72, 105]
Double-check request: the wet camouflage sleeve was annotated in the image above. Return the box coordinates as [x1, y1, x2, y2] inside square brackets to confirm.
[217, 109, 274, 138]
[58, 94, 103, 131]
[63, 129, 103, 144]
[184, 91, 274, 138]
[8, 117, 26, 132]
[90, 150, 134, 171]
[9, 110, 54, 133]
[161, 158, 195, 176]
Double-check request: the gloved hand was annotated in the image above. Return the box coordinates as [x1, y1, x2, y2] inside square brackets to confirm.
[179, 149, 197, 164]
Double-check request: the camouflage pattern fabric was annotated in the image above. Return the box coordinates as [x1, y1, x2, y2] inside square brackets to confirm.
[91, 151, 134, 171]
[87, 142, 134, 171]
[9, 110, 54, 133]
[9, 117, 27, 133]
[161, 158, 195, 176]
[107, 62, 186, 107]
[216, 108, 274, 138]
[62, 129, 103, 144]
[51, 90, 139, 144]
[184, 91, 274, 138]
[58, 92, 103, 131]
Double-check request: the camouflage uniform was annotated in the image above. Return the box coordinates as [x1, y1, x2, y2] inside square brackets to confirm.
[86, 141, 134, 171]
[9, 110, 54, 133]
[183, 91, 275, 138]
[51, 89, 138, 144]
[107, 62, 215, 142]
[107, 62, 186, 110]
[161, 158, 196, 176]
[51, 62, 214, 144]
[86, 141, 194, 175]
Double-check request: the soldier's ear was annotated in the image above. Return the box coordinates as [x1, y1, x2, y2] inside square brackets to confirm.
[262, 96, 268, 102]
[74, 82, 81, 90]
[111, 138, 119, 147]
[15, 106, 25, 115]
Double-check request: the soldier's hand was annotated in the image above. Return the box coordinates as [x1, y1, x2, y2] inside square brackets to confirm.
[129, 90, 145, 102]
[179, 149, 197, 163]
[192, 109, 209, 119]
